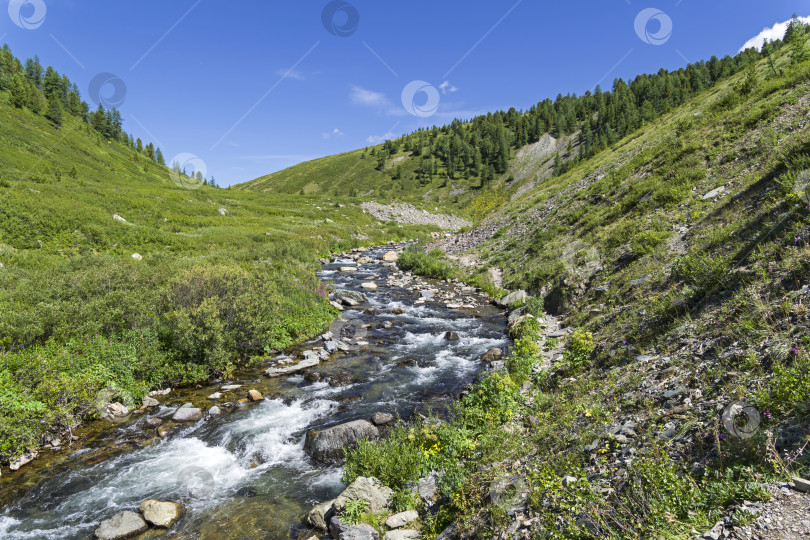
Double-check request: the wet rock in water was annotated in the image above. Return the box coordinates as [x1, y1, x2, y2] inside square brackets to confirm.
[327, 372, 353, 387]
[482, 348, 504, 362]
[397, 358, 417, 367]
[146, 417, 163, 427]
[357, 256, 372, 264]
[94, 510, 148, 540]
[324, 340, 339, 354]
[497, 290, 528, 308]
[304, 371, 322, 383]
[306, 498, 335, 530]
[264, 357, 320, 377]
[333, 289, 368, 305]
[385, 510, 419, 529]
[382, 251, 399, 262]
[247, 389, 263, 402]
[304, 420, 379, 462]
[221, 384, 242, 391]
[383, 530, 419, 540]
[142, 396, 159, 408]
[361, 282, 378, 290]
[157, 425, 172, 438]
[139, 499, 185, 528]
[445, 331, 460, 341]
[208, 406, 222, 417]
[333, 476, 393, 514]
[102, 402, 129, 420]
[339, 266, 358, 273]
[392, 307, 405, 315]
[371, 412, 395, 426]
[207, 392, 223, 400]
[172, 407, 202, 422]
[9, 449, 38, 471]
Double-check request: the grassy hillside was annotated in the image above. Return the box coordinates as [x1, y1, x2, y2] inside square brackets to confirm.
[0, 77, 436, 462]
[341, 35, 810, 538]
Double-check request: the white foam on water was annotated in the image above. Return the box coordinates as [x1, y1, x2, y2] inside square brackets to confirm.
[236, 398, 337, 468]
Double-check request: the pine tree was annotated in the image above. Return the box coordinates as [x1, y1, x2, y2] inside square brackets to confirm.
[45, 97, 64, 127]
[787, 15, 809, 64]
[155, 148, 165, 165]
[144, 143, 155, 160]
[9, 74, 27, 109]
[136, 138, 143, 153]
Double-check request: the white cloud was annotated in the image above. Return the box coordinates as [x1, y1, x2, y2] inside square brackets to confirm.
[439, 80, 458, 95]
[322, 128, 344, 139]
[739, 16, 810, 52]
[366, 132, 396, 144]
[276, 68, 305, 80]
[350, 85, 390, 107]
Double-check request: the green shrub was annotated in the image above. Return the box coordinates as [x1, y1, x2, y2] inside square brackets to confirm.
[398, 246, 457, 280]
[562, 330, 595, 373]
[342, 499, 369, 525]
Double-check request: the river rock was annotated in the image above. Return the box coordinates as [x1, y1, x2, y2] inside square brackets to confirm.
[339, 266, 358, 273]
[329, 516, 350, 539]
[481, 348, 504, 362]
[330, 301, 345, 311]
[306, 498, 335, 530]
[146, 417, 163, 427]
[139, 499, 185, 528]
[142, 396, 159, 407]
[445, 331, 460, 341]
[342, 524, 380, 540]
[497, 290, 527, 308]
[371, 412, 395, 426]
[385, 510, 419, 529]
[383, 530, 419, 540]
[208, 392, 223, 400]
[9, 449, 38, 471]
[248, 389, 263, 402]
[333, 476, 393, 514]
[333, 289, 368, 305]
[358, 256, 372, 264]
[172, 407, 202, 422]
[221, 384, 242, 391]
[382, 251, 399, 262]
[264, 357, 320, 377]
[304, 420, 379, 462]
[324, 340, 338, 354]
[208, 406, 222, 416]
[361, 282, 378, 289]
[94, 510, 148, 540]
[148, 388, 171, 397]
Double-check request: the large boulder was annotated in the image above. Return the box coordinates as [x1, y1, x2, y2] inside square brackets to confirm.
[481, 348, 504, 362]
[304, 420, 379, 462]
[139, 499, 185, 528]
[333, 289, 368, 305]
[497, 290, 528, 308]
[94, 511, 148, 540]
[305, 498, 335, 530]
[382, 251, 399, 263]
[385, 510, 419, 529]
[333, 476, 393, 514]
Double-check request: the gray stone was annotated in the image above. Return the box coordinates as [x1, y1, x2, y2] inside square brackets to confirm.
[139, 499, 184, 528]
[264, 357, 320, 377]
[207, 392, 223, 400]
[329, 516, 349, 539]
[333, 476, 393, 514]
[444, 331, 460, 341]
[333, 290, 368, 305]
[383, 530, 419, 540]
[221, 384, 242, 391]
[172, 408, 202, 422]
[385, 510, 419, 529]
[561, 475, 578, 488]
[304, 420, 379, 462]
[417, 475, 438, 501]
[342, 524, 380, 540]
[702, 186, 727, 200]
[208, 406, 222, 416]
[9, 449, 38, 471]
[94, 511, 148, 540]
[306, 499, 335, 530]
[793, 477, 810, 493]
[142, 396, 159, 407]
[482, 348, 504, 362]
[507, 307, 527, 325]
[324, 340, 339, 354]
[371, 412, 395, 426]
[498, 290, 528, 308]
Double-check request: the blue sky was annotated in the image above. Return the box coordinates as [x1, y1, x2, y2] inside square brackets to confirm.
[2, 0, 808, 186]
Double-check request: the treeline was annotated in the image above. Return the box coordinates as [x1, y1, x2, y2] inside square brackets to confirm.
[378, 16, 809, 185]
[0, 44, 165, 166]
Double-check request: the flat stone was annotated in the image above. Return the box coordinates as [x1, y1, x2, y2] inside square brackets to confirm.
[498, 290, 528, 308]
[264, 357, 320, 377]
[361, 282, 378, 289]
[94, 511, 148, 540]
[207, 392, 223, 400]
[139, 499, 185, 528]
[172, 408, 202, 422]
[385, 510, 419, 529]
[793, 477, 810, 493]
[339, 267, 358, 273]
[383, 530, 419, 540]
[221, 385, 242, 391]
